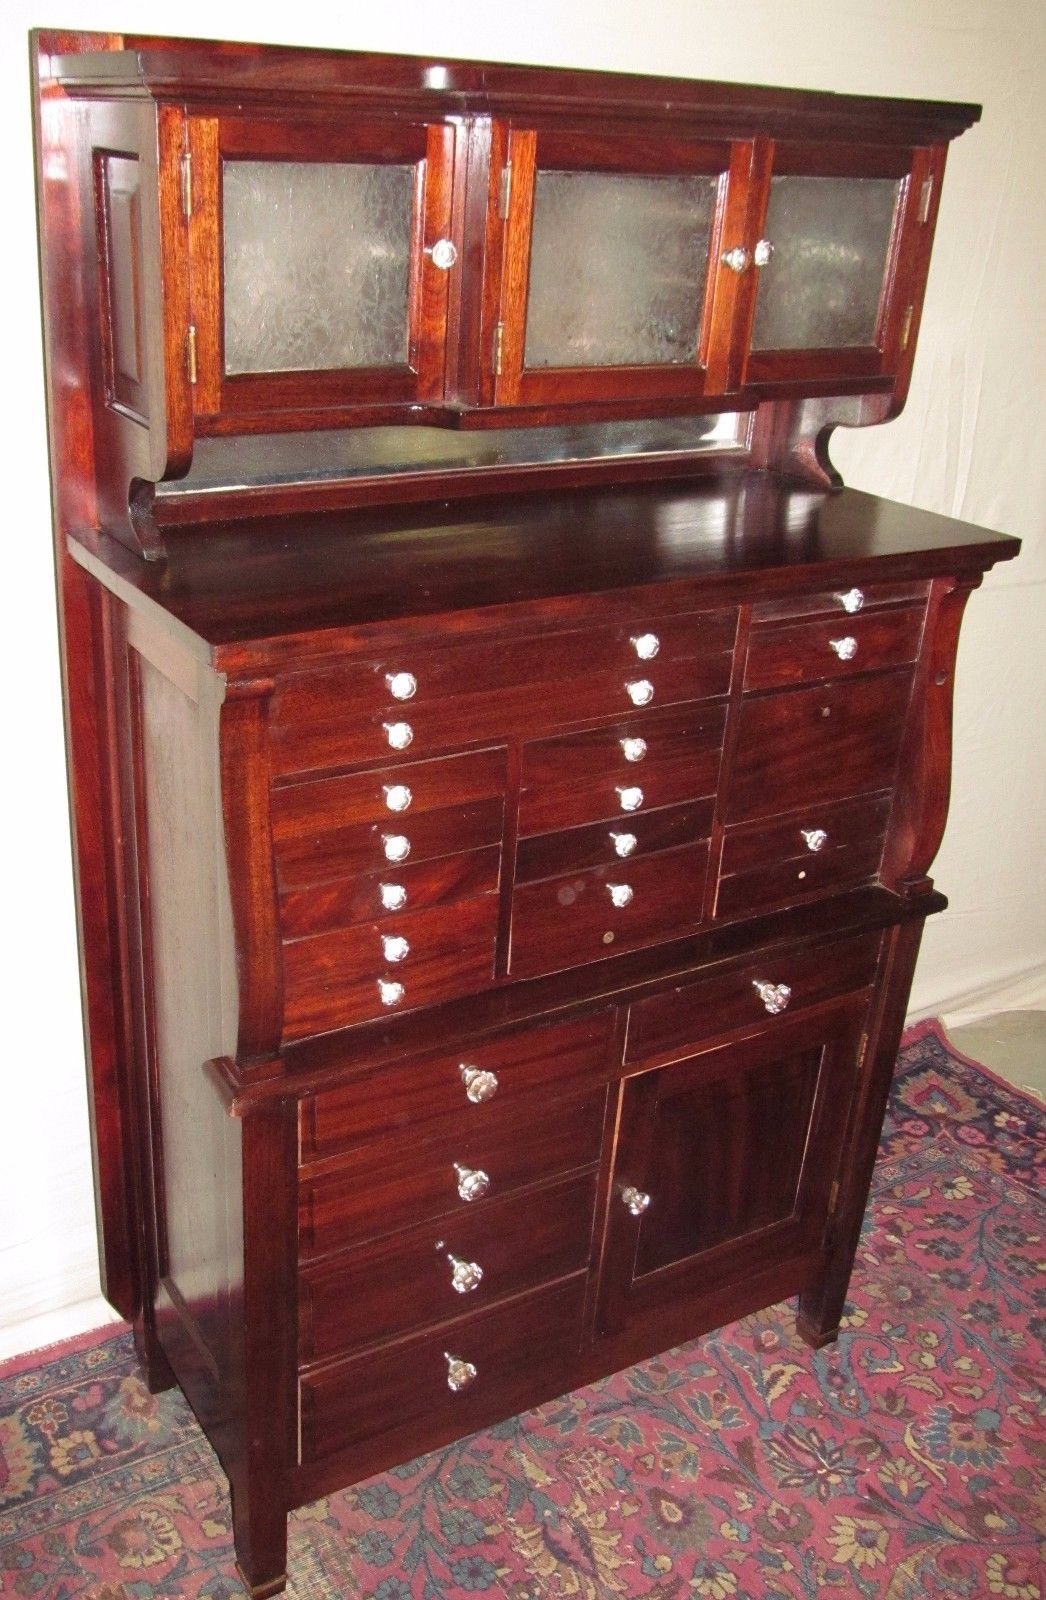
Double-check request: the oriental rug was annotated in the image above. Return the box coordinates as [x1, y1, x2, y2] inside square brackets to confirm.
[1, 1019, 1043, 1600]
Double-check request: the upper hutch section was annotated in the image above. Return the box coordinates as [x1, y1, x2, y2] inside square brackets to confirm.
[36, 32, 979, 551]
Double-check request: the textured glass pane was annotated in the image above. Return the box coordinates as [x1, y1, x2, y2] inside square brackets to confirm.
[524, 170, 717, 368]
[222, 160, 413, 374]
[752, 175, 900, 350]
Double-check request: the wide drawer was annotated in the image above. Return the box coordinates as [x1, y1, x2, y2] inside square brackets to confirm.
[272, 746, 506, 844]
[508, 842, 710, 979]
[751, 580, 929, 623]
[278, 798, 505, 891]
[624, 931, 880, 1064]
[282, 893, 498, 1039]
[299, 1277, 586, 1464]
[744, 607, 924, 690]
[516, 798, 715, 884]
[518, 703, 725, 836]
[300, 1170, 597, 1363]
[280, 845, 501, 939]
[727, 671, 913, 825]
[300, 1010, 615, 1160]
[299, 1084, 607, 1257]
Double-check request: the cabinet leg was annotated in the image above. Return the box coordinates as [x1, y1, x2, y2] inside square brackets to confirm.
[132, 1311, 177, 1393]
[796, 1279, 848, 1349]
[230, 1474, 288, 1599]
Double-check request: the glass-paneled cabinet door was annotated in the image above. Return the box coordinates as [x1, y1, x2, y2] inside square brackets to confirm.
[186, 118, 455, 423]
[742, 144, 924, 386]
[487, 129, 756, 406]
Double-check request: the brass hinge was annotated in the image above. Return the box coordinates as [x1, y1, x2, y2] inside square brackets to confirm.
[900, 305, 915, 351]
[186, 323, 198, 385]
[498, 162, 512, 220]
[857, 1030, 870, 1071]
[918, 173, 934, 224]
[828, 1177, 841, 1214]
[180, 151, 193, 222]
[493, 320, 505, 376]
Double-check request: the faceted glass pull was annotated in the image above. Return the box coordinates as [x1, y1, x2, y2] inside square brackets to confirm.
[381, 934, 410, 963]
[610, 830, 638, 858]
[444, 1352, 477, 1392]
[377, 978, 405, 1007]
[386, 671, 418, 701]
[616, 786, 644, 812]
[630, 632, 660, 660]
[753, 979, 792, 1015]
[622, 1185, 652, 1216]
[454, 1163, 491, 1202]
[383, 783, 413, 812]
[626, 679, 655, 706]
[829, 636, 858, 661]
[835, 587, 865, 614]
[460, 1065, 499, 1103]
[800, 828, 828, 853]
[607, 883, 634, 908]
[448, 1254, 484, 1294]
[382, 834, 411, 863]
[383, 720, 414, 750]
[380, 882, 408, 910]
[620, 736, 648, 763]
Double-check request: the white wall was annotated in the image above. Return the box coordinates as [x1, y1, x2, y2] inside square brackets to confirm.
[2, 0, 1042, 1357]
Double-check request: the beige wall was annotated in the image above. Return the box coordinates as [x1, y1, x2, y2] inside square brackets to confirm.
[2, 0, 1042, 1353]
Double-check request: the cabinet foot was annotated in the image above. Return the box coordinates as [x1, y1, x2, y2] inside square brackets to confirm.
[230, 1478, 288, 1599]
[796, 1283, 847, 1349]
[132, 1314, 177, 1394]
[795, 1305, 841, 1349]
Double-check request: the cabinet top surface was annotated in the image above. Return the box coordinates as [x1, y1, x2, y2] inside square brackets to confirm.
[69, 477, 1018, 667]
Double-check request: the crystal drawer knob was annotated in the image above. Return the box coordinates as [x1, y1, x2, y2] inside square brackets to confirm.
[383, 784, 412, 812]
[607, 882, 634, 908]
[383, 720, 414, 751]
[426, 237, 458, 270]
[801, 828, 828, 853]
[630, 632, 660, 660]
[460, 1065, 499, 1103]
[626, 679, 655, 707]
[382, 833, 411, 863]
[382, 934, 410, 963]
[753, 979, 792, 1015]
[829, 636, 858, 661]
[836, 587, 865, 614]
[622, 1186, 651, 1217]
[454, 1163, 490, 1202]
[610, 830, 637, 858]
[721, 245, 752, 273]
[448, 1254, 484, 1294]
[620, 736, 647, 763]
[386, 671, 417, 701]
[380, 882, 408, 911]
[617, 785, 644, 812]
[378, 978, 405, 1007]
[444, 1352, 477, 1392]
[753, 237, 774, 267]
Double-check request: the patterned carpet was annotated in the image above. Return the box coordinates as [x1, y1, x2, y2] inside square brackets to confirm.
[1, 1019, 1043, 1600]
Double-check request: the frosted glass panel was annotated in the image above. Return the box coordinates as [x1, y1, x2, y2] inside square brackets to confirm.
[222, 160, 413, 374]
[751, 176, 900, 351]
[525, 170, 717, 369]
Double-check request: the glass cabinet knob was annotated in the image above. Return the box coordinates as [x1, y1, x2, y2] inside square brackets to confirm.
[383, 783, 413, 812]
[610, 830, 638, 858]
[800, 828, 828, 853]
[753, 979, 792, 1015]
[460, 1065, 499, 1103]
[381, 934, 410, 963]
[625, 679, 655, 706]
[447, 1254, 484, 1294]
[454, 1163, 491, 1202]
[621, 1186, 652, 1216]
[444, 1352, 477, 1392]
[753, 237, 774, 266]
[425, 237, 458, 270]
[616, 785, 644, 812]
[382, 833, 411, 863]
[620, 736, 648, 763]
[721, 245, 752, 274]
[386, 671, 418, 701]
[835, 587, 865, 614]
[383, 720, 414, 750]
[607, 882, 634, 908]
[630, 632, 660, 660]
[377, 978, 405, 1007]
[829, 636, 858, 661]
[380, 882, 408, 911]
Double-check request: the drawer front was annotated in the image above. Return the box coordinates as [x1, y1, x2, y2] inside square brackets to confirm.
[272, 747, 506, 841]
[509, 842, 710, 979]
[715, 836, 885, 920]
[519, 704, 726, 837]
[277, 797, 504, 891]
[751, 580, 929, 623]
[744, 606, 924, 691]
[727, 671, 913, 825]
[281, 846, 501, 939]
[300, 1171, 597, 1363]
[516, 798, 715, 884]
[299, 1086, 606, 1258]
[299, 1277, 586, 1464]
[282, 893, 498, 1039]
[300, 1011, 615, 1160]
[716, 792, 891, 919]
[625, 931, 881, 1064]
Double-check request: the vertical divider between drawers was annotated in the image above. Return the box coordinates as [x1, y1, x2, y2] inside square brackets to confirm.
[702, 604, 753, 923]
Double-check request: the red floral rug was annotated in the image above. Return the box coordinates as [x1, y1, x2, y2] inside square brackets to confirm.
[1, 1019, 1043, 1600]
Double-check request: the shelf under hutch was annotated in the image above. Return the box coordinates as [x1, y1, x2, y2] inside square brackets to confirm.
[32, 28, 1019, 1596]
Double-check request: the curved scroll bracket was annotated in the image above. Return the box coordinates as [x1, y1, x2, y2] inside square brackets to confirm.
[751, 393, 894, 490]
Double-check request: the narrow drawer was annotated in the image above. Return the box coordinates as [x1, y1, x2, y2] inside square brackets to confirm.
[727, 671, 913, 825]
[752, 580, 929, 623]
[624, 931, 880, 1064]
[720, 792, 892, 877]
[276, 797, 504, 891]
[299, 1085, 607, 1258]
[282, 893, 498, 1040]
[715, 836, 885, 920]
[280, 846, 501, 939]
[518, 703, 725, 837]
[508, 842, 710, 979]
[744, 607, 924, 691]
[300, 1010, 615, 1160]
[272, 746, 506, 841]
[516, 798, 715, 884]
[299, 1277, 586, 1464]
[300, 1170, 597, 1363]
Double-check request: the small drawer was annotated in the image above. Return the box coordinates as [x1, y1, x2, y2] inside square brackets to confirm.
[745, 606, 924, 691]
[282, 893, 498, 1040]
[272, 746, 506, 839]
[516, 798, 715, 884]
[727, 671, 913, 825]
[299, 1085, 607, 1258]
[280, 846, 501, 939]
[715, 836, 885, 920]
[518, 704, 725, 837]
[752, 580, 930, 623]
[300, 1170, 597, 1363]
[300, 1010, 615, 1160]
[508, 842, 710, 979]
[719, 792, 892, 877]
[275, 797, 505, 890]
[299, 1277, 586, 1464]
[624, 931, 880, 1064]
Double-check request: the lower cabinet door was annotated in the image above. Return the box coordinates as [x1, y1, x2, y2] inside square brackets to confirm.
[598, 1001, 868, 1337]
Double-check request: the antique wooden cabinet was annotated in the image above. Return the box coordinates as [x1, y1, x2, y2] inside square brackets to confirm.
[32, 29, 1019, 1597]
